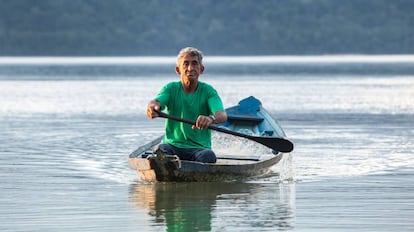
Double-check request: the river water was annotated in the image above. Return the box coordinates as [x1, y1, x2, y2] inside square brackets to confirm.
[1, 56, 413, 231]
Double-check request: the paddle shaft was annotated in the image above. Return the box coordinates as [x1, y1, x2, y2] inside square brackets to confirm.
[154, 110, 294, 152]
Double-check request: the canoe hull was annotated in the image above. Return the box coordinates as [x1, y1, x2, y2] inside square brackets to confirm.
[128, 152, 283, 182]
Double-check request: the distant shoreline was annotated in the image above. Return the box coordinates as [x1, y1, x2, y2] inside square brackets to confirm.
[1, 55, 414, 66]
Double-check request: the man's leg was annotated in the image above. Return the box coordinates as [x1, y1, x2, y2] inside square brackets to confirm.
[156, 144, 216, 163]
[193, 149, 217, 163]
[156, 144, 194, 160]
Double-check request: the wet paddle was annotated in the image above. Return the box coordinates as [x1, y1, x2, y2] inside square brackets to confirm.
[154, 110, 294, 153]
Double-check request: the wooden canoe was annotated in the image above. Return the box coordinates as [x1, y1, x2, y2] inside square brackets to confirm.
[128, 96, 291, 182]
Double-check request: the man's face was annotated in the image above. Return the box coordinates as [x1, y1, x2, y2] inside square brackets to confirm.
[176, 54, 204, 82]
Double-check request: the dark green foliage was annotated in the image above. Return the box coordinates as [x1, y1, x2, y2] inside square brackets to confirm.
[0, 0, 413, 55]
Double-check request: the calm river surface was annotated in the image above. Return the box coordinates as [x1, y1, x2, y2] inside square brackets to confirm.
[1, 56, 413, 231]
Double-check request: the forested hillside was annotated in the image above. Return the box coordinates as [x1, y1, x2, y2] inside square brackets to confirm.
[0, 0, 413, 55]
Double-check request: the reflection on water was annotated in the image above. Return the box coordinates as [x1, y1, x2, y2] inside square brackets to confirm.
[129, 182, 296, 231]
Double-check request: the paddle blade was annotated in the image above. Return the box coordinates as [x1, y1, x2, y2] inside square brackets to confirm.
[210, 124, 294, 152]
[251, 136, 294, 153]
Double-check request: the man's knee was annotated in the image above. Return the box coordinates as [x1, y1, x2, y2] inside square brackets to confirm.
[194, 149, 216, 163]
[155, 144, 174, 155]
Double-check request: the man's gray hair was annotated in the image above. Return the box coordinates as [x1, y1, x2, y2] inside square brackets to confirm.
[176, 47, 204, 65]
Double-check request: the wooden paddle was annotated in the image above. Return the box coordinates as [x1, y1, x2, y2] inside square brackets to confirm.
[154, 110, 294, 153]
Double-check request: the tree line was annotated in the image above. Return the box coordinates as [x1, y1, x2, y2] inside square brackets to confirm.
[0, 0, 413, 56]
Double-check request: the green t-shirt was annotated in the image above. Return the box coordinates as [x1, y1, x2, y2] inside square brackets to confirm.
[155, 81, 224, 149]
